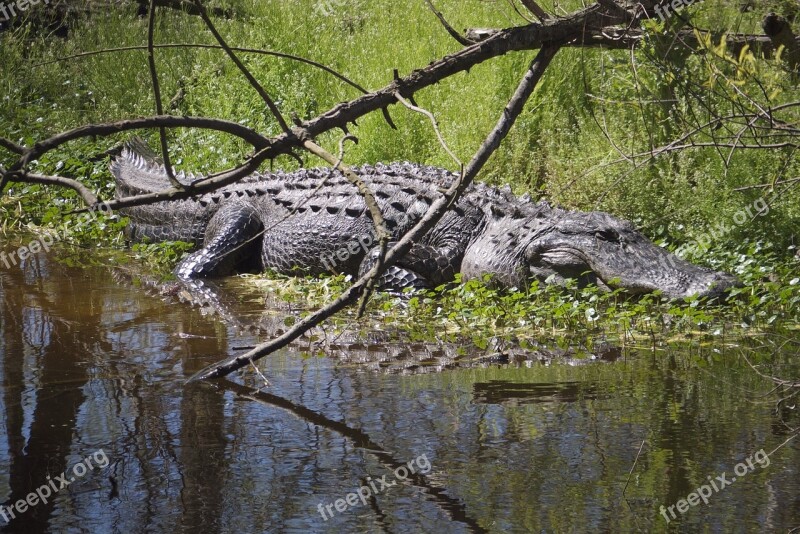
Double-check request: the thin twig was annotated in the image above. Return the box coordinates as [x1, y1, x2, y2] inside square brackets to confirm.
[146, 0, 182, 189]
[394, 92, 462, 169]
[300, 138, 391, 318]
[191, 0, 290, 133]
[622, 439, 646, 500]
[733, 177, 800, 191]
[7, 115, 269, 175]
[34, 43, 370, 95]
[519, 0, 551, 21]
[187, 45, 560, 382]
[423, 0, 475, 46]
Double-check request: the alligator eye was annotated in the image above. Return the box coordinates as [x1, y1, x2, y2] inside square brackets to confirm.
[595, 230, 616, 241]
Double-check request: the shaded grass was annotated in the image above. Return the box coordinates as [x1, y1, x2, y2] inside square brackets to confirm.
[0, 0, 799, 331]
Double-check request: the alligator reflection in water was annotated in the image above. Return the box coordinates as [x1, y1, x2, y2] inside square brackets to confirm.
[0, 244, 799, 533]
[128, 269, 623, 374]
[472, 380, 600, 405]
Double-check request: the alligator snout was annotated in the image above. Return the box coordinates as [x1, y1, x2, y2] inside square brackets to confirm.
[686, 271, 742, 300]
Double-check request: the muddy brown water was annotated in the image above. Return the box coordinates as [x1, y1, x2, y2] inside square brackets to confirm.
[0, 242, 798, 533]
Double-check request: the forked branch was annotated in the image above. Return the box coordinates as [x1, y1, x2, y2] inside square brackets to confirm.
[188, 45, 560, 382]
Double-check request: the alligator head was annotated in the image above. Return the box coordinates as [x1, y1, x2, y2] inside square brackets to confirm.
[461, 202, 739, 299]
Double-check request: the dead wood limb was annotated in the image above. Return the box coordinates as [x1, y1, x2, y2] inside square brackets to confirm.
[6, 115, 270, 174]
[191, 0, 290, 134]
[146, 0, 182, 189]
[1, 116, 274, 213]
[32, 3, 627, 209]
[187, 44, 559, 382]
[423, 0, 476, 46]
[6, 2, 785, 217]
[14, 3, 775, 198]
[4, 172, 99, 206]
[94, 146, 275, 212]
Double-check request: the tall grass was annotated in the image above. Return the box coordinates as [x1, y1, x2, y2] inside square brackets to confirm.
[0, 0, 798, 265]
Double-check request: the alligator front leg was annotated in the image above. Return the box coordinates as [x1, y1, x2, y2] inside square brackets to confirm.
[358, 241, 459, 293]
[176, 202, 264, 280]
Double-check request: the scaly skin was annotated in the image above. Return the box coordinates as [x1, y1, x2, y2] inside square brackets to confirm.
[112, 145, 739, 299]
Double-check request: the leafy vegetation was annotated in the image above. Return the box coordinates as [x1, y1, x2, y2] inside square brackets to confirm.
[243, 236, 799, 356]
[1, 0, 799, 338]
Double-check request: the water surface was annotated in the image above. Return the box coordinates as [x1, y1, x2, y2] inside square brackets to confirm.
[0, 243, 798, 533]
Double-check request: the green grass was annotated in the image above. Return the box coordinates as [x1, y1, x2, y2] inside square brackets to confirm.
[1, 0, 799, 334]
[240, 238, 800, 354]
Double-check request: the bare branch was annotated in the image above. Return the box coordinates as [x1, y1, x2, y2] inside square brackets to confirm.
[4, 172, 98, 205]
[519, 0, 551, 21]
[394, 92, 462, 169]
[94, 146, 274, 212]
[423, 0, 475, 46]
[191, 0, 290, 133]
[187, 44, 560, 382]
[146, 0, 182, 189]
[7, 115, 270, 173]
[734, 177, 800, 191]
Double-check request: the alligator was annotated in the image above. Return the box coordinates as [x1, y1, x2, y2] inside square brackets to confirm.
[111, 143, 739, 299]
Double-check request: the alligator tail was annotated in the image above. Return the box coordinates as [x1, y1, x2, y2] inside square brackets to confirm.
[110, 138, 194, 197]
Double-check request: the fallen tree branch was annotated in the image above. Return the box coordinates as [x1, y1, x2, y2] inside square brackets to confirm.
[94, 145, 275, 212]
[5, 115, 269, 174]
[2, 172, 98, 205]
[6, 2, 624, 204]
[187, 44, 560, 382]
[191, 0, 290, 134]
[146, 0, 182, 189]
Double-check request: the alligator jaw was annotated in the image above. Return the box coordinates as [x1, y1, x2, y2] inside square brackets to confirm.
[583, 238, 741, 300]
[518, 210, 742, 299]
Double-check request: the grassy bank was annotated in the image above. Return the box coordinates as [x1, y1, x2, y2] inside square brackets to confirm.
[0, 0, 799, 332]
